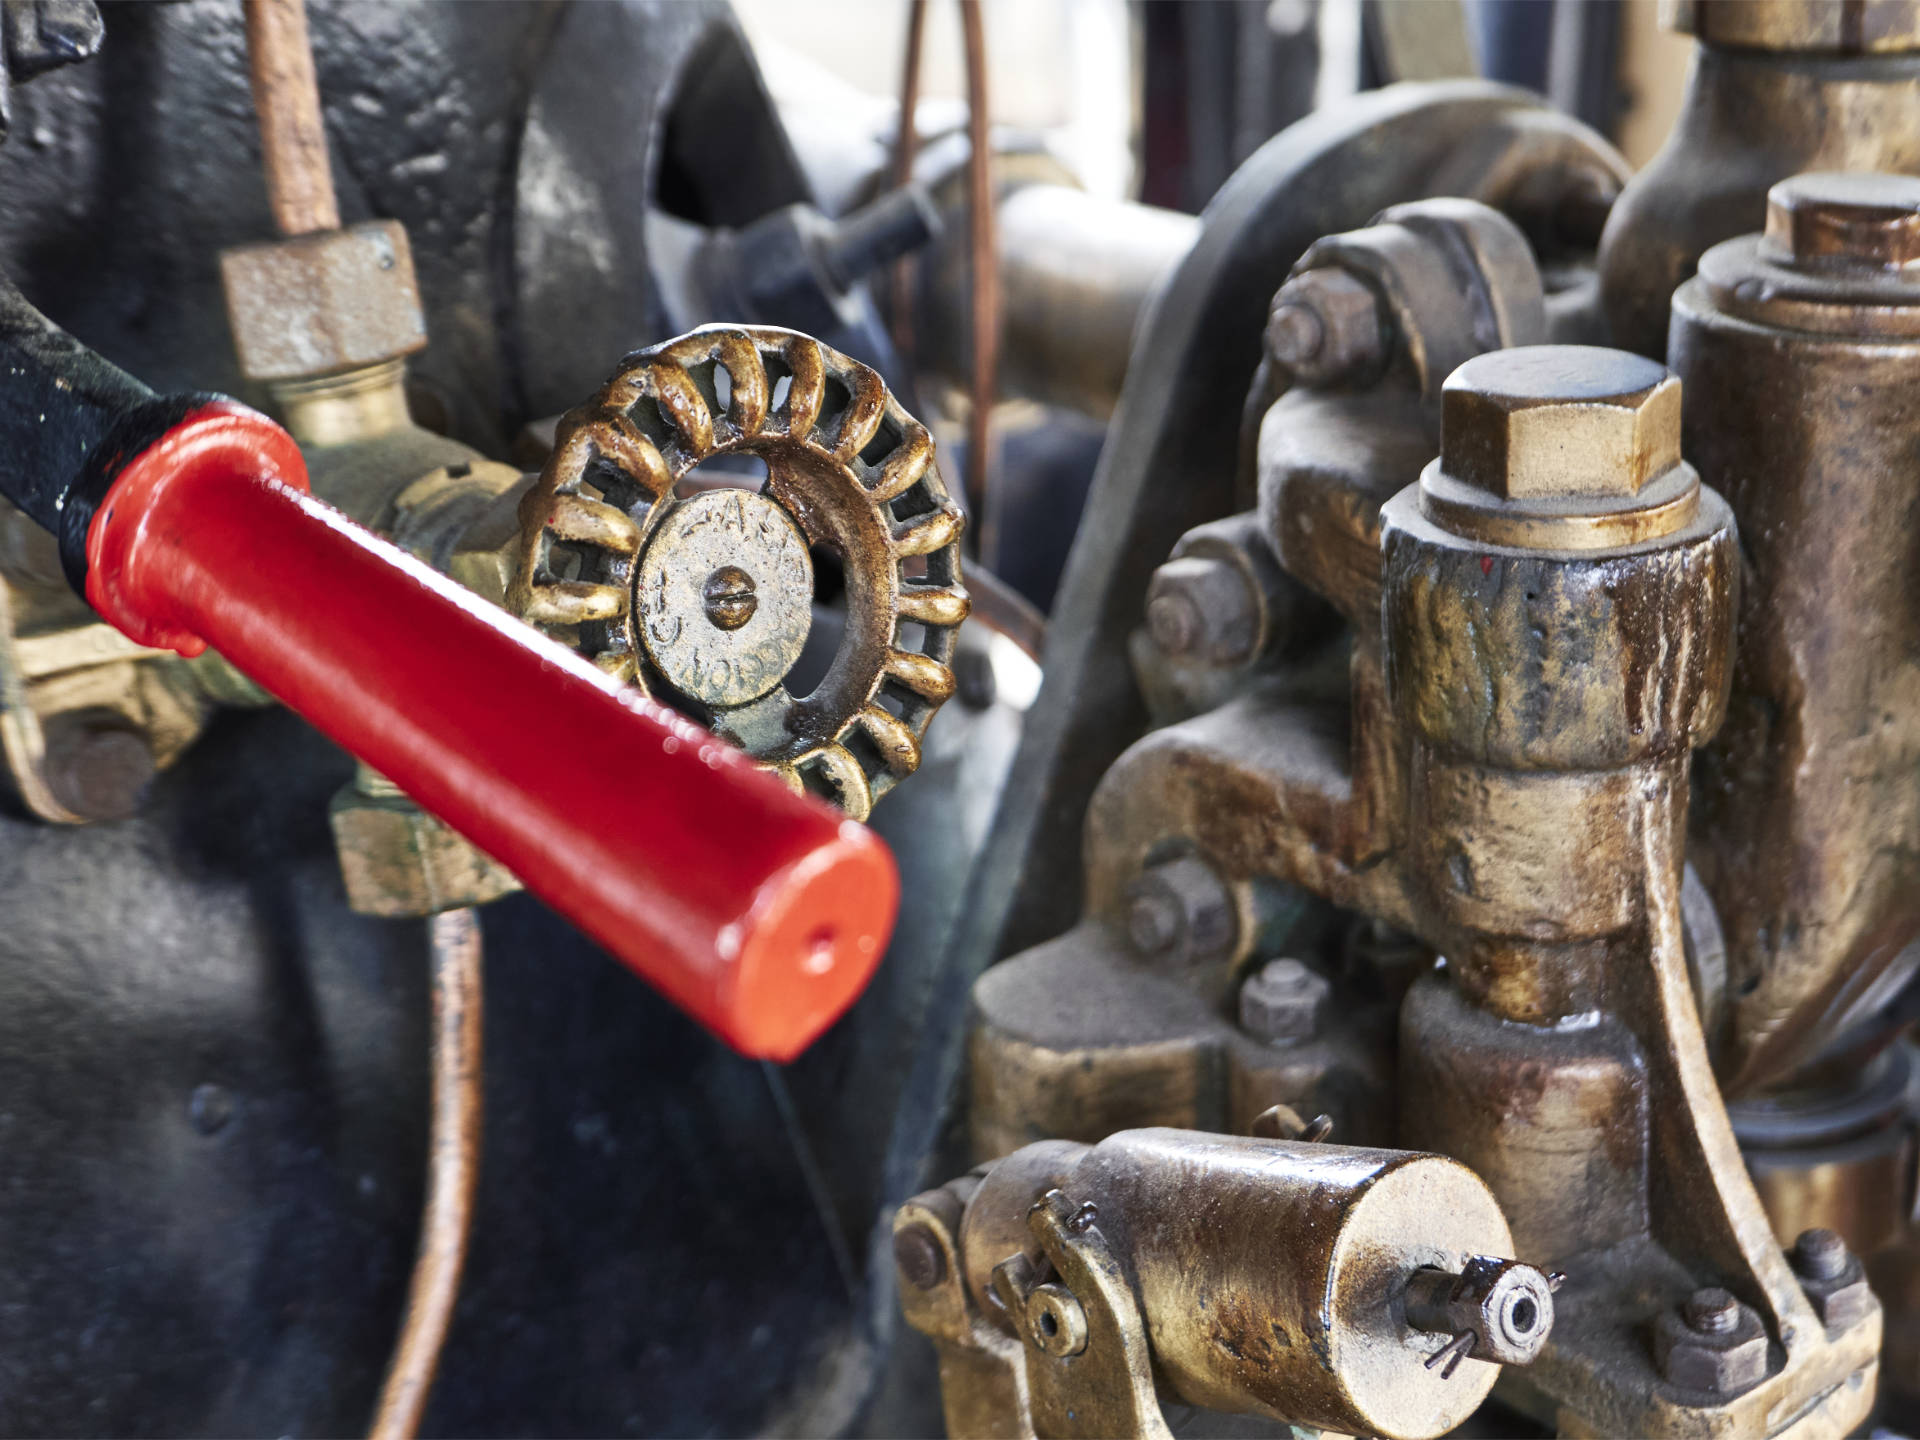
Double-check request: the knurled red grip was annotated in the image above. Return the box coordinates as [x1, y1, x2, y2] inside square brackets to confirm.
[80, 400, 899, 1061]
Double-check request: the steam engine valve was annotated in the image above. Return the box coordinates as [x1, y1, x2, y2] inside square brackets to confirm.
[511, 324, 969, 819]
[895, 1128, 1559, 1440]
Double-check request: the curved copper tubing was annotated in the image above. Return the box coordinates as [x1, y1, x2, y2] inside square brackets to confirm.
[961, 0, 999, 562]
[889, 0, 928, 365]
[242, 0, 340, 236]
[370, 907, 485, 1440]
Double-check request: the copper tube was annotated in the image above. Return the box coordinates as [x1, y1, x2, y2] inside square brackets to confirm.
[370, 907, 485, 1440]
[242, 0, 341, 236]
[960, 0, 998, 563]
[889, 0, 928, 364]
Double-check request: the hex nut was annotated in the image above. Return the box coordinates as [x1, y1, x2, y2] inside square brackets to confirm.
[1764, 171, 1920, 271]
[1145, 555, 1260, 664]
[1790, 1229, 1876, 1331]
[1266, 268, 1385, 389]
[329, 784, 522, 918]
[1126, 854, 1237, 967]
[1440, 345, 1681, 500]
[1238, 957, 1331, 1045]
[1652, 1289, 1769, 1396]
[221, 219, 428, 382]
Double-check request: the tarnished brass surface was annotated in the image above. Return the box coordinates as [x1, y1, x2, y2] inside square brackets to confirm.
[330, 765, 521, 919]
[957, 331, 1886, 1436]
[1599, 2, 1920, 358]
[1670, 0, 1920, 53]
[510, 324, 968, 819]
[903, 1127, 1553, 1439]
[1673, 173, 1920, 1093]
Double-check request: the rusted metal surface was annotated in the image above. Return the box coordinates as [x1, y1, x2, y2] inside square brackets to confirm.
[241, 0, 339, 237]
[370, 906, 484, 1440]
[219, 223, 429, 383]
[901, 1127, 1556, 1439]
[510, 324, 968, 820]
[960, 0, 997, 558]
[1673, 173, 1920, 1095]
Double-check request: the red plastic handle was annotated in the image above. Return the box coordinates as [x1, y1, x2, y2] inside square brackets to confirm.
[83, 401, 898, 1061]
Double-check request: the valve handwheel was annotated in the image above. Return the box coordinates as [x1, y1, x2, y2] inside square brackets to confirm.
[510, 326, 970, 819]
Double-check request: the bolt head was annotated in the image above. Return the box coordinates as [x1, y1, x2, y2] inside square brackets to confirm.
[1654, 1291, 1768, 1396]
[702, 564, 759, 631]
[1125, 855, 1236, 966]
[1441, 345, 1681, 501]
[1765, 171, 1920, 271]
[1145, 556, 1259, 664]
[1266, 268, 1384, 388]
[1265, 301, 1326, 366]
[1238, 957, 1331, 1044]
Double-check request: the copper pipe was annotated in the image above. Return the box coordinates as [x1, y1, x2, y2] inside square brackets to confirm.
[370, 907, 485, 1440]
[888, 0, 929, 365]
[242, 0, 341, 236]
[960, 0, 998, 564]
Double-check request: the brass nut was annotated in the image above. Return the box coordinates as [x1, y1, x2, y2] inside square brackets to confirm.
[1440, 345, 1681, 500]
[1265, 268, 1385, 389]
[1145, 556, 1259, 665]
[329, 785, 521, 918]
[220, 220, 428, 382]
[1652, 1288, 1768, 1395]
[1764, 171, 1920, 271]
[1789, 1229, 1876, 1331]
[1238, 957, 1330, 1045]
[1126, 854, 1236, 967]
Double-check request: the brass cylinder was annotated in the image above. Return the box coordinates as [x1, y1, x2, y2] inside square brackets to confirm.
[1599, 5, 1920, 358]
[1400, 975, 1649, 1260]
[1379, 347, 1736, 1019]
[1671, 172, 1920, 1092]
[959, 1128, 1524, 1439]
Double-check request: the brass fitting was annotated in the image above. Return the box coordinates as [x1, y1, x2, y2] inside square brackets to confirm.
[329, 764, 520, 918]
[1670, 0, 1920, 53]
[1437, 345, 1680, 499]
[1415, 345, 1700, 551]
[220, 219, 427, 383]
[898, 1128, 1557, 1440]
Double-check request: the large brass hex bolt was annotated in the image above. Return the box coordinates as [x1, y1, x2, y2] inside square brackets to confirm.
[1439, 346, 1681, 501]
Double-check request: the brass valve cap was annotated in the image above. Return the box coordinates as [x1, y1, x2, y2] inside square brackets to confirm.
[1418, 345, 1701, 551]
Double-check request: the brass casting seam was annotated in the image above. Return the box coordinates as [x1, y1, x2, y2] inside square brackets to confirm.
[961, 0, 999, 563]
[370, 907, 485, 1440]
[889, 0, 928, 365]
[242, 0, 341, 237]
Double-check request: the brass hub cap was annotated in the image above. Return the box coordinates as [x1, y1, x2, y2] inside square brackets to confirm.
[635, 489, 812, 707]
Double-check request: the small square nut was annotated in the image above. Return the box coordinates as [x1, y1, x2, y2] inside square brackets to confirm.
[330, 786, 521, 918]
[1440, 345, 1681, 500]
[221, 220, 428, 382]
[1801, 1258, 1876, 1332]
[1652, 1304, 1769, 1397]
